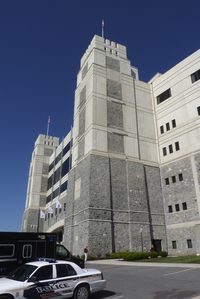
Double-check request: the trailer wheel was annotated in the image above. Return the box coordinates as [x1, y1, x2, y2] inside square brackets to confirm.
[73, 284, 90, 299]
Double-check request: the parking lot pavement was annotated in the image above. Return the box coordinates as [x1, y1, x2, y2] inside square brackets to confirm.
[87, 259, 200, 268]
[87, 261, 200, 299]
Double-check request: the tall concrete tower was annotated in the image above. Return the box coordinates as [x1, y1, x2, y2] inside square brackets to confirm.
[64, 36, 167, 256]
[22, 134, 59, 232]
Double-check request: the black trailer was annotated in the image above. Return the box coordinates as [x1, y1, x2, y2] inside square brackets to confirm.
[0, 232, 84, 276]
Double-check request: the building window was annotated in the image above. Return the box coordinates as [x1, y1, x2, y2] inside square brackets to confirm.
[178, 173, 183, 181]
[166, 122, 170, 131]
[165, 178, 169, 185]
[169, 144, 173, 154]
[163, 147, 167, 156]
[175, 204, 180, 212]
[182, 202, 187, 210]
[197, 106, 200, 116]
[172, 175, 176, 183]
[172, 119, 176, 128]
[172, 241, 177, 249]
[191, 69, 200, 83]
[175, 141, 180, 151]
[64, 203, 66, 211]
[187, 239, 193, 248]
[157, 88, 171, 104]
[168, 205, 173, 213]
[160, 125, 164, 134]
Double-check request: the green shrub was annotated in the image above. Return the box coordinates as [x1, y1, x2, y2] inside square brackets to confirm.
[142, 252, 150, 259]
[150, 251, 158, 258]
[159, 251, 168, 257]
[87, 255, 97, 260]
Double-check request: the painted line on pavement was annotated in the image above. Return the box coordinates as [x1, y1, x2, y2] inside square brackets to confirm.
[164, 268, 196, 276]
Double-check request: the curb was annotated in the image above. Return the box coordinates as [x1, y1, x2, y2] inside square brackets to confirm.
[86, 259, 200, 268]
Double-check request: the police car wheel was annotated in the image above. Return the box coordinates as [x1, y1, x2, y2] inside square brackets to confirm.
[73, 284, 90, 299]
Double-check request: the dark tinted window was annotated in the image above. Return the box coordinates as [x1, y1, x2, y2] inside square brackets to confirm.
[172, 119, 176, 128]
[179, 173, 183, 181]
[172, 176, 176, 183]
[60, 181, 68, 193]
[0, 245, 14, 257]
[56, 245, 70, 258]
[63, 141, 72, 156]
[175, 141, 180, 151]
[8, 264, 37, 282]
[53, 187, 59, 199]
[187, 239, 193, 248]
[47, 175, 53, 190]
[182, 202, 187, 210]
[163, 147, 167, 156]
[53, 167, 61, 185]
[49, 162, 54, 172]
[157, 89, 171, 104]
[55, 152, 62, 165]
[175, 204, 180, 211]
[168, 205, 173, 213]
[169, 144, 173, 154]
[61, 158, 70, 177]
[165, 178, 169, 185]
[46, 195, 52, 204]
[160, 125, 164, 134]
[191, 70, 200, 83]
[33, 265, 52, 281]
[197, 106, 200, 116]
[172, 241, 177, 249]
[56, 264, 76, 278]
[166, 122, 170, 131]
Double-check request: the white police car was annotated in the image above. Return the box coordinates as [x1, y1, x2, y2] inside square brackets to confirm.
[0, 259, 106, 299]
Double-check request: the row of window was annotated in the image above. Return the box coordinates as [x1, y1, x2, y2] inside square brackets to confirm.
[44, 141, 54, 146]
[0, 244, 33, 259]
[104, 47, 118, 56]
[29, 263, 76, 281]
[46, 181, 68, 204]
[168, 202, 187, 213]
[163, 141, 180, 156]
[160, 119, 176, 134]
[47, 157, 71, 191]
[49, 140, 72, 172]
[160, 106, 200, 135]
[157, 69, 200, 105]
[165, 173, 183, 185]
[172, 239, 192, 249]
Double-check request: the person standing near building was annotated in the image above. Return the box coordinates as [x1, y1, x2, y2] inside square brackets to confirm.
[84, 247, 88, 262]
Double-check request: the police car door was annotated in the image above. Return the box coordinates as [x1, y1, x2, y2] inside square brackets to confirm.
[23, 264, 58, 299]
[53, 263, 78, 297]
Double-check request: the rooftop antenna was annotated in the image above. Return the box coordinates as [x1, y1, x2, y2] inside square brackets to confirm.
[46, 115, 51, 137]
[102, 19, 104, 39]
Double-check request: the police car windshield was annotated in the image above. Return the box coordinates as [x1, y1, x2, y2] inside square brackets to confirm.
[7, 264, 37, 282]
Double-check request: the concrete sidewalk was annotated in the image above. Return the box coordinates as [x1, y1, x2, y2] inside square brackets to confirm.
[87, 258, 200, 268]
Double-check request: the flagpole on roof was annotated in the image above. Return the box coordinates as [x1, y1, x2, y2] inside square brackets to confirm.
[46, 116, 51, 137]
[102, 19, 104, 39]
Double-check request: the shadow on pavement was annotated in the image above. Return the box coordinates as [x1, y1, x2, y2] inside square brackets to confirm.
[90, 290, 117, 298]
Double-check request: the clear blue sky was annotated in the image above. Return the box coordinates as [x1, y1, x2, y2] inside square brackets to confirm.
[0, 0, 200, 231]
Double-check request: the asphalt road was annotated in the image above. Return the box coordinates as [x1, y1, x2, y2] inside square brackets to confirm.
[88, 262, 200, 299]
